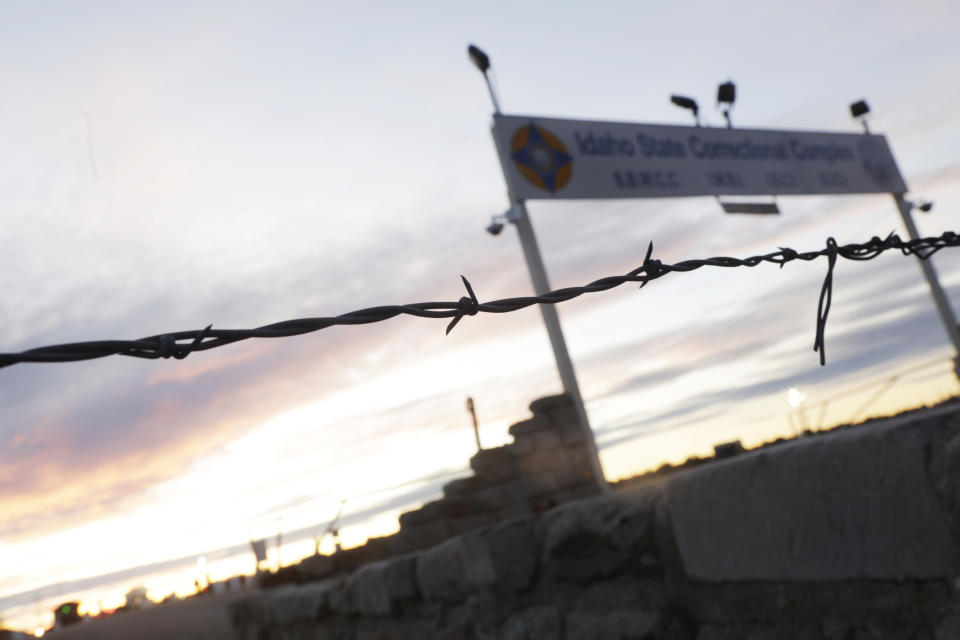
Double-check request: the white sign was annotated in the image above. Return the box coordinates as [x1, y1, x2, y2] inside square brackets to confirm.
[492, 114, 907, 200]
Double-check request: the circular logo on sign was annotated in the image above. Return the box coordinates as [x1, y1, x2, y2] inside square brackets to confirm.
[510, 123, 572, 193]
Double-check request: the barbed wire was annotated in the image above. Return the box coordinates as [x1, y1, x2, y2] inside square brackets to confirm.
[1, 231, 957, 370]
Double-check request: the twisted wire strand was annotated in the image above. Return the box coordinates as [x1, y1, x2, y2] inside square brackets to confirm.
[1, 231, 957, 370]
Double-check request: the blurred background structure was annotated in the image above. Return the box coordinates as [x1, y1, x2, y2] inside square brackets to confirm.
[1, 1, 959, 633]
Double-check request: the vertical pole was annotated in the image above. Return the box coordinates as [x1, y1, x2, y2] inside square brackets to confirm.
[466, 396, 482, 451]
[891, 193, 960, 382]
[276, 517, 282, 571]
[511, 202, 608, 489]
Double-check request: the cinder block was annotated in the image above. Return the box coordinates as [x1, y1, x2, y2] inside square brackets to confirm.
[666, 417, 953, 581]
[515, 447, 568, 476]
[529, 394, 574, 416]
[398, 499, 444, 528]
[396, 519, 451, 552]
[346, 554, 418, 617]
[470, 445, 514, 471]
[349, 563, 391, 616]
[567, 609, 658, 640]
[443, 475, 481, 498]
[416, 531, 496, 603]
[509, 417, 551, 439]
[499, 605, 562, 640]
[530, 429, 562, 451]
[299, 554, 335, 580]
[481, 519, 538, 592]
[539, 492, 658, 581]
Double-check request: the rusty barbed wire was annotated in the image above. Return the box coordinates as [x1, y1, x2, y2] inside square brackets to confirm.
[1, 231, 957, 370]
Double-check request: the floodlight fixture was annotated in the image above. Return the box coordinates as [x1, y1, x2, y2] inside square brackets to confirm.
[717, 80, 735, 128]
[670, 94, 700, 126]
[850, 99, 871, 133]
[850, 99, 870, 119]
[467, 44, 490, 73]
[717, 81, 735, 106]
[467, 43, 501, 113]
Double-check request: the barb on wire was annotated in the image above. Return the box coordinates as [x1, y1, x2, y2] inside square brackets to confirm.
[1, 231, 957, 370]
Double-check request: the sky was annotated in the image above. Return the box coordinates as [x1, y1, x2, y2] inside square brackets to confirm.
[2, 0, 960, 631]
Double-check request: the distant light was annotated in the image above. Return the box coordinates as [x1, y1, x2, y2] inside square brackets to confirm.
[34, 628, 45, 638]
[787, 387, 806, 407]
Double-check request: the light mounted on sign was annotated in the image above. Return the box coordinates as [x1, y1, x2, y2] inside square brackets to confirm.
[717, 80, 735, 128]
[671, 80, 779, 214]
[849, 99, 873, 135]
[670, 94, 700, 126]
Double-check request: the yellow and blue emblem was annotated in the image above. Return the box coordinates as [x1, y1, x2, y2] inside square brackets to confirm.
[510, 123, 572, 193]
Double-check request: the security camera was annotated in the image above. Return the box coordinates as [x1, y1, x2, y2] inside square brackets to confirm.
[917, 200, 933, 213]
[486, 221, 504, 236]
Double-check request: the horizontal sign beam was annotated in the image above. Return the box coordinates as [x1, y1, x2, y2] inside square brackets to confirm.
[492, 114, 907, 200]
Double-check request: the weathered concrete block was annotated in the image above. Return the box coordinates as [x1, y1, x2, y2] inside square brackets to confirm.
[942, 430, 960, 524]
[228, 594, 265, 634]
[567, 609, 658, 640]
[443, 475, 481, 498]
[252, 582, 335, 626]
[501, 500, 533, 521]
[396, 519, 450, 552]
[529, 394, 574, 416]
[515, 446, 568, 476]
[349, 561, 392, 616]
[383, 553, 419, 601]
[509, 417, 551, 439]
[481, 519, 537, 592]
[539, 491, 658, 581]
[300, 553, 336, 580]
[399, 499, 444, 528]
[697, 622, 821, 640]
[570, 575, 668, 615]
[416, 530, 496, 602]
[499, 605, 562, 640]
[935, 615, 960, 640]
[326, 577, 353, 615]
[530, 429, 562, 451]
[525, 469, 590, 498]
[470, 445, 514, 471]
[666, 419, 953, 581]
[447, 511, 501, 535]
[355, 618, 435, 640]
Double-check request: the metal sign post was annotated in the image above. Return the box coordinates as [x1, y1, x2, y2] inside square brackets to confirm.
[471, 46, 959, 491]
[891, 192, 960, 380]
[490, 127, 607, 488]
[509, 201, 607, 488]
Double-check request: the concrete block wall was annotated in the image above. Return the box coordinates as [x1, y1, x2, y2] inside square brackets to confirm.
[290, 394, 601, 581]
[394, 394, 601, 554]
[234, 401, 960, 639]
